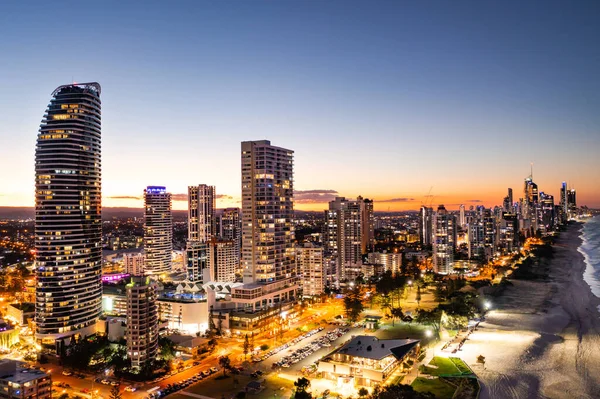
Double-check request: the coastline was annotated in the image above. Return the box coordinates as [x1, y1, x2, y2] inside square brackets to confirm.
[456, 223, 600, 399]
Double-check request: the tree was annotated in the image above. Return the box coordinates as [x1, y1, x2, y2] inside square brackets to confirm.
[358, 388, 369, 398]
[243, 334, 250, 360]
[415, 309, 442, 336]
[159, 337, 176, 361]
[343, 286, 364, 322]
[416, 286, 422, 308]
[217, 312, 223, 336]
[390, 307, 404, 326]
[218, 355, 231, 376]
[294, 377, 312, 399]
[208, 305, 216, 338]
[109, 385, 122, 399]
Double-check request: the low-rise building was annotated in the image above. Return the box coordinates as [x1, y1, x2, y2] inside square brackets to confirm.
[0, 360, 51, 399]
[318, 335, 420, 387]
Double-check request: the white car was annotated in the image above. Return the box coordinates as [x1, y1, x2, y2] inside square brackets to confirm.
[125, 386, 137, 392]
[62, 371, 73, 376]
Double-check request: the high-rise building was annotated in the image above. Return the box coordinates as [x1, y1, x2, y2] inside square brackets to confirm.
[432, 205, 456, 274]
[567, 188, 577, 217]
[467, 222, 485, 259]
[126, 276, 159, 368]
[144, 187, 173, 275]
[124, 253, 145, 276]
[186, 241, 208, 283]
[208, 239, 237, 283]
[35, 82, 103, 351]
[539, 192, 555, 232]
[296, 243, 325, 297]
[218, 208, 241, 268]
[323, 197, 374, 283]
[419, 206, 434, 246]
[188, 185, 216, 242]
[241, 140, 295, 285]
[458, 204, 466, 228]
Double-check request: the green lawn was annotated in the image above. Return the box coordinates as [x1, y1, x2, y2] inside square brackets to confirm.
[420, 357, 460, 376]
[375, 322, 431, 342]
[449, 357, 472, 375]
[412, 377, 456, 399]
[175, 373, 294, 399]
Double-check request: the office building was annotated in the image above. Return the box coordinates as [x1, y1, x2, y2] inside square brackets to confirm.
[35, 82, 103, 351]
[208, 239, 237, 283]
[296, 243, 325, 297]
[432, 205, 456, 274]
[126, 276, 159, 368]
[144, 187, 173, 275]
[458, 204, 466, 228]
[0, 360, 51, 399]
[188, 185, 216, 242]
[124, 253, 145, 276]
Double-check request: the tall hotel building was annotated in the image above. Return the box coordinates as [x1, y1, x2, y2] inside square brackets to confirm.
[432, 205, 456, 274]
[188, 185, 216, 242]
[241, 140, 295, 285]
[186, 185, 214, 283]
[218, 208, 241, 268]
[126, 276, 159, 368]
[144, 187, 173, 275]
[35, 83, 102, 351]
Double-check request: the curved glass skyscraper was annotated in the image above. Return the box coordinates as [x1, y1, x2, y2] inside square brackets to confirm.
[35, 83, 102, 351]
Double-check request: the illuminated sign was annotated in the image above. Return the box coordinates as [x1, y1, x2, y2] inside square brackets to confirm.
[146, 186, 167, 194]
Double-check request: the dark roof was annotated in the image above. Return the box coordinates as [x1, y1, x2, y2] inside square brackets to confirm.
[335, 335, 420, 360]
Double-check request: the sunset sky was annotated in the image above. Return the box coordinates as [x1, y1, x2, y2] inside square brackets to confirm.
[1, 1, 599, 211]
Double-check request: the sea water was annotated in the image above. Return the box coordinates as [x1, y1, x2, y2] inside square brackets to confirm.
[580, 216, 600, 299]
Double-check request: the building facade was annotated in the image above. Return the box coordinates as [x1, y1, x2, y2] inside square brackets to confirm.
[241, 140, 295, 285]
[208, 239, 237, 283]
[419, 206, 433, 246]
[296, 243, 325, 297]
[124, 253, 145, 276]
[186, 241, 209, 283]
[144, 187, 173, 275]
[35, 82, 103, 351]
[0, 361, 51, 399]
[218, 207, 241, 269]
[432, 205, 456, 274]
[126, 276, 159, 368]
[188, 185, 216, 243]
[367, 252, 402, 274]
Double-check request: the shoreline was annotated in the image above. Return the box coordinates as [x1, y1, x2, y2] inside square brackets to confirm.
[456, 223, 600, 399]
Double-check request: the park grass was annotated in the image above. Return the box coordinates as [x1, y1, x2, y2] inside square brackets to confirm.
[375, 322, 430, 341]
[420, 357, 460, 376]
[411, 377, 456, 399]
[449, 357, 472, 375]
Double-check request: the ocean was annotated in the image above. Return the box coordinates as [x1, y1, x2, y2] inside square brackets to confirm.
[580, 216, 600, 299]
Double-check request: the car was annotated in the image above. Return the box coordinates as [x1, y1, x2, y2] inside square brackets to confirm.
[209, 367, 218, 374]
[125, 386, 137, 392]
[101, 379, 110, 385]
[80, 389, 91, 394]
[110, 381, 120, 386]
[193, 361, 200, 366]
[201, 370, 210, 377]
[62, 370, 73, 376]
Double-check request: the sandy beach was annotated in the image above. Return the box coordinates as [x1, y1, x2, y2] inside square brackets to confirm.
[456, 223, 600, 399]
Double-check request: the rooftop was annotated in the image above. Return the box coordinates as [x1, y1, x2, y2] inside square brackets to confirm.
[0, 360, 49, 383]
[334, 335, 420, 361]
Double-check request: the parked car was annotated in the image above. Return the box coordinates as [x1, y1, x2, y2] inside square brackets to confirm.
[62, 370, 73, 376]
[110, 381, 120, 386]
[125, 386, 137, 392]
[101, 379, 110, 385]
[209, 367, 218, 374]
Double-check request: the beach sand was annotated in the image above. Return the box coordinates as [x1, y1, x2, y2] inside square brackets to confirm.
[456, 223, 600, 399]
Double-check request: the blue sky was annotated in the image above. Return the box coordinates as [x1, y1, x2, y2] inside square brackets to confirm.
[1, 0, 599, 210]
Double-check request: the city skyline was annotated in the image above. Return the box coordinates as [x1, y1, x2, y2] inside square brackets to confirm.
[1, 1, 599, 211]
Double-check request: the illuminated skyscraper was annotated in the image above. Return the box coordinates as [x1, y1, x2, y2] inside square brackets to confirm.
[188, 185, 216, 242]
[35, 82, 102, 351]
[432, 205, 456, 274]
[296, 243, 325, 297]
[126, 276, 158, 368]
[218, 207, 241, 268]
[241, 140, 295, 284]
[419, 206, 434, 246]
[458, 204, 466, 228]
[323, 196, 374, 283]
[208, 239, 237, 282]
[144, 187, 173, 275]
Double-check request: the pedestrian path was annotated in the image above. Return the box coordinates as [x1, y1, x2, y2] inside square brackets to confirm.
[179, 391, 215, 399]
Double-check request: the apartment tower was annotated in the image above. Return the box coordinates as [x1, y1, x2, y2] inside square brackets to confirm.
[34, 82, 102, 351]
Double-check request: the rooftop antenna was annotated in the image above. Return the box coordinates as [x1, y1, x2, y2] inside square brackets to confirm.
[530, 162, 533, 180]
